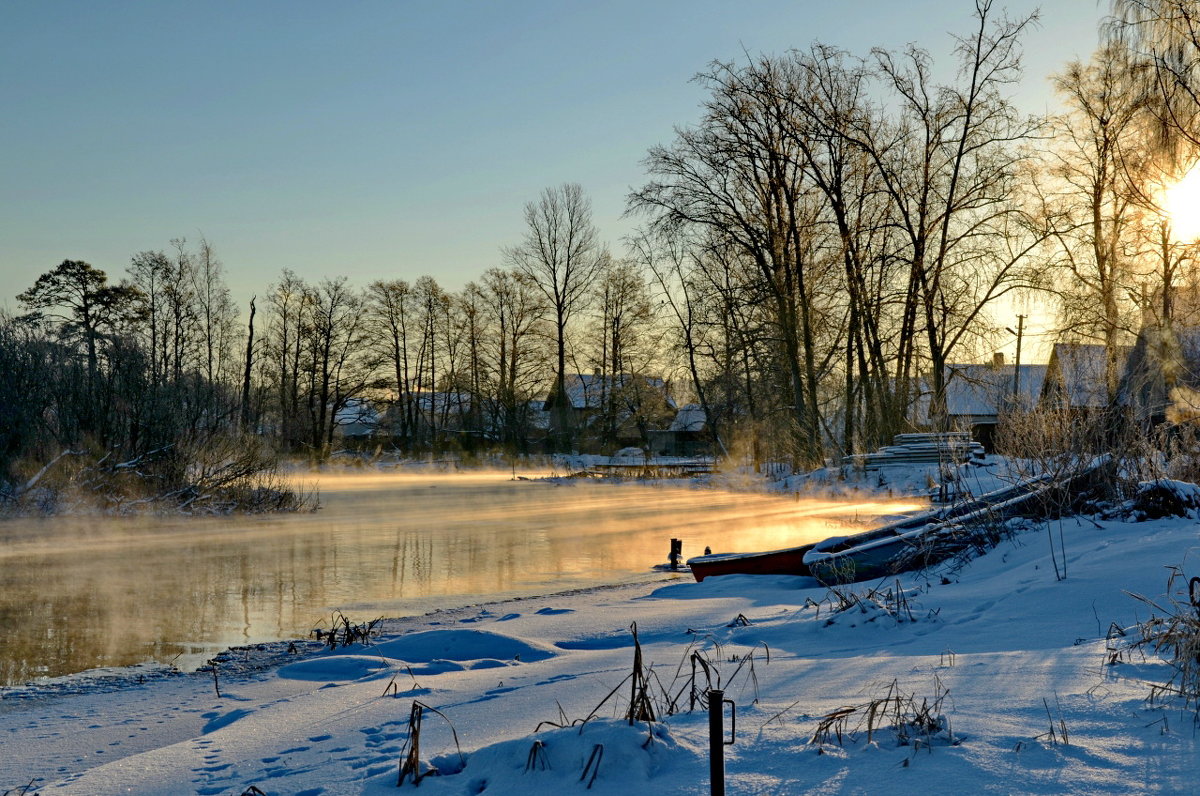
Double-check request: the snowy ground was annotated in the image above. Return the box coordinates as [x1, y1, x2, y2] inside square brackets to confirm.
[3, 474, 1200, 794]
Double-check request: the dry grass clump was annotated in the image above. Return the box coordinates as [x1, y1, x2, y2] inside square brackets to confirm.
[805, 579, 924, 626]
[1123, 567, 1200, 711]
[809, 678, 955, 761]
[535, 622, 769, 736]
[397, 700, 464, 787]
[311, 612, 383, 649]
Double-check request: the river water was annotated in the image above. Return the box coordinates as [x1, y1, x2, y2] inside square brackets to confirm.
[0, 472, 919, 687]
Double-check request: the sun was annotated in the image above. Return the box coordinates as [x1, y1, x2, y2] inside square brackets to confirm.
[1164, 161, 1200, 242]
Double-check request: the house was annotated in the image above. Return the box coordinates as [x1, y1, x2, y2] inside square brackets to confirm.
[543, 372, 677, 449]
[333, 398, 380, 440]
[546, 373, 673, 412]
[374, 391, 473, 444]
[1120, 325, 1200, 425]
[649, 403, 713, 456]
[1042, 342, 1126, 412]
[943, 355, 1048, 450]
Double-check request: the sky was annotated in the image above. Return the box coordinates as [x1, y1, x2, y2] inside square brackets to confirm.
[1, 1, 1106, 329]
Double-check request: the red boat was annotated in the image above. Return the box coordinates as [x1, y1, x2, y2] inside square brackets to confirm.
[686, 544, 816, 581]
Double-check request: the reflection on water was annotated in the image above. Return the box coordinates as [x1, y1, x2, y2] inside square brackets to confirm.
[0, 472, 920, 686]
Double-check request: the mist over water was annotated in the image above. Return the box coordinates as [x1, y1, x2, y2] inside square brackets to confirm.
[0, 472, 919, 686]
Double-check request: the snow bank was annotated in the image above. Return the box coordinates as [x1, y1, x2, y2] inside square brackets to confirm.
[3, 488, 1200, 793]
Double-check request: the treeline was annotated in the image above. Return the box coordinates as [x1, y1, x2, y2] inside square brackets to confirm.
[0, 204, 666, 504]
[633, 0, 1200, 465]
[0, 245, 289, 512]
[6, 0, 1200, 507]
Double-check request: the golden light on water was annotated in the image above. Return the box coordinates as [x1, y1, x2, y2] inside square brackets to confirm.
[1164, 161, 1200, 242]
[0, 472, 923, 685]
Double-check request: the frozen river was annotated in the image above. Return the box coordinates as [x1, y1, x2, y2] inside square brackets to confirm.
[0, 471, 918, 686]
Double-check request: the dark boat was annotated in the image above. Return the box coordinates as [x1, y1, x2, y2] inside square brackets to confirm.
[805, 455, 1111, 584]
[686, 456, 1109, 584]
[802, 490, 1046, 584]
[686, 508, 934, 582]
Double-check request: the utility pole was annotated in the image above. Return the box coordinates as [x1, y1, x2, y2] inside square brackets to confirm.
[1011, 315, 1025, 403]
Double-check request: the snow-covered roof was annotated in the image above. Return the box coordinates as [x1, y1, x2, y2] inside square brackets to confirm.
[1120, 325, 1200, 421]
[552, 373, 675, 411]
[1045, 343, 1119, 409]
[944, 363, 1047, 419]
[668, 403, 707, 432]
[334, 397, 379, 436]
[414, 391, 471, 414]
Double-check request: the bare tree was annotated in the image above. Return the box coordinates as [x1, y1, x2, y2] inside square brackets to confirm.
[476, 267, 549, 450]
[127, 250, 172, 386]
[366, 279, 418, 448]
[305, 277, 370, 454]
[850, 0, 1043, 426]
[787, 45, 915, 452]
[1038, 42, 1150, 397]
[630, 58, 836, 466]
[1109, 0, 1200, 150]
[589, 257, 659, 447]
[506, 183, 605, 451]
[264, 269, 311, 449]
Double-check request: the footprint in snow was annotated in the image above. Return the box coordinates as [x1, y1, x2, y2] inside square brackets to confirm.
[201, 708, 252, 734]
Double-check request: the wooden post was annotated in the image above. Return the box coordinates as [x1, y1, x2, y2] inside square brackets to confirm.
[709, 689, 725, 796]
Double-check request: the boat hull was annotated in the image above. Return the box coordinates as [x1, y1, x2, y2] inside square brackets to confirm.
[687, 544, 815, 581]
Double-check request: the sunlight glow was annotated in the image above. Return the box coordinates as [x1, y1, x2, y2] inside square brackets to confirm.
[1164, 161, 1200, 242]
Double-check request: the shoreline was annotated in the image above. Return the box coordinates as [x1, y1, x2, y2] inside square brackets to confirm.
[0, 465, 944, 696]
[0, 577, 677, 707]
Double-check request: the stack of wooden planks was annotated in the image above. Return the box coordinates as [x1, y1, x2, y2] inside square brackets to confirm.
[842, 432, 986, 470]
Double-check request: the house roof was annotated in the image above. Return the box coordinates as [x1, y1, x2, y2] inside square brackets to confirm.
[334, 398, 379, 436]
[669, 403, 707, 432]
[1120, 325, 1200, 421]
[551, 373, 676, 411]
[1045, 343, 1123, 409]
[944, 363, 1048, 419]
[414, 391, 471, 414]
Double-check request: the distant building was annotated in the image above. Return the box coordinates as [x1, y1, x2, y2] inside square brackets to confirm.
[649, 403, 712, 457]
[1120, 325, 1200, 426]
[333, 398, 380, 440]
[1042, 342, 1125, 412]
[543, 372, 676, 450]
[943, 354, 1048, 450]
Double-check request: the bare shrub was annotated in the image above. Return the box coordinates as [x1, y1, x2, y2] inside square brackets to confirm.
[1036, 693, 1070, 746]
[809, 579, 921, 627]
[1123, 567, 1200, 711]
[993, 405, 1125, 579]
[535, 623, 770, 735]
[1, 433, 310, 515]
[1123, 421, 1200, 487]
[311, 612, 382, 649]
[994, 404, 1123, 500]
[809, 677, 955, 759]
[397, 701, 464, 787]
[670, 637, 769, 713]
